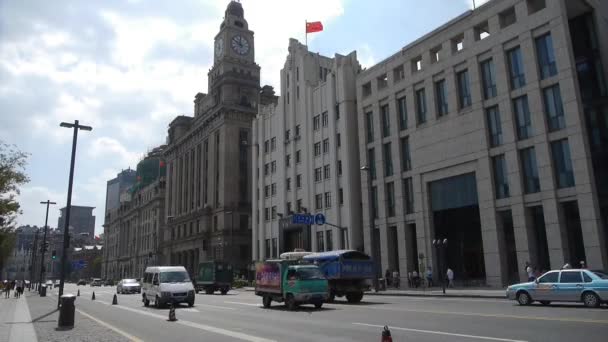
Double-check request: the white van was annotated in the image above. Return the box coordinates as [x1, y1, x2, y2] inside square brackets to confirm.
[142, 266, 195, 308]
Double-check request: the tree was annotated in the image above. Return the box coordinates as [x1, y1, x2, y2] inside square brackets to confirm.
[0, 140, 30, 275]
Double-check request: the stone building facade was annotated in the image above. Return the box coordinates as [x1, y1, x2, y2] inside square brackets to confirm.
[252, 39, 363, 260]
[356, 0, 608, 286]
[162, 1, 258, 277]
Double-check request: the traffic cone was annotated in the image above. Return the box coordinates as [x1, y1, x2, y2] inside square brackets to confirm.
[168, 303, 177, 322]
[112, 294, 118, 305]
[77, 289, 80, 296]
[381, 325, 392, 342]
[92, 291, 95, 300]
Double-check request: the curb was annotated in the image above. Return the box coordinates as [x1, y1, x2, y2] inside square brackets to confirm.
[364, 291, 505, 299]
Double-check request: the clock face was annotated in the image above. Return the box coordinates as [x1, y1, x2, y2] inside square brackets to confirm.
[215, 38, 224, 57]
[231, 35, 250, 55]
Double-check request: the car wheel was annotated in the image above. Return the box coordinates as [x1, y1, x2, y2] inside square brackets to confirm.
[314, 302, 323, 309]
[582, 292, 600, 308]
[286, 294, 297, 311]
[188, 300, 194, 307]
[262, 296, 271, 308]
[155, 296, 161, 309]
[517, 291, 531, 306]
[540, 301, 551, 306]
[143, 295, 150, 307]
[346, 292, 363, 303]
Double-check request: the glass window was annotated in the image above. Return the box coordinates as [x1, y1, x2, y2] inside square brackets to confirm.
[296, 174, 302, 188]
[314, 142, 321, 156]
[435, 79, 448, 117]
[324, 164, 330, 179]
[404, 178, 414, 214]
[551, 139, 575, 188]
[286, 178, 291, 191]
[401, 137, 411, 171]
[538, 271, 559, 283]
[368, 148, 376, 180]
[383, 142, 393, 177]
[314, 167, 322, 182]
[493, 154, 510, 199]
[315, 194, 323, 210]
[339, 188, 344, 205]
[316, 231, 324, 252]
[313, 115, 320, 130]
[486, 106, 503, 147]
[381, 104, 390, 137]
[397, 97, 407, 130]
[480, 59, 497, 99]
[543, 84, 565, 131]
[559, 271, 583, 283]
[513, 96, 533, 140]
[295, 150, 301, 163]
[416, 88, 427, 125]
[536, 33, 557, 79]
[326, 230, 333, 251]
[366, 111, 374, 142]
[323, 138, 329, 153]
[520, 147, 540, 194]
[457, 70, 472, 109]
[507, 47, 526, 89]
[295, 125, 301, 137]
[338, 160, 342, 176]
[160, 271, 190, 283]
[271, 137, 276, 151]
[386, 182, 395, 217]
[285, 154, 291, 167]
[583, 272, 593, 283]
[322, 111, 328, 127]
[324, 192, 331, 208]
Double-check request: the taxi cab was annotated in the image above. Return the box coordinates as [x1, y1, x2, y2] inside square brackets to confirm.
[506, 269, 608, 308]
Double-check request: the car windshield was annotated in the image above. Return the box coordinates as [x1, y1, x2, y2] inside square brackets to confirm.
[159, 271, 190, 283]
[124, 279, 138, 284]
[297, 268, 325, 280]
[592, 271, 608, 279]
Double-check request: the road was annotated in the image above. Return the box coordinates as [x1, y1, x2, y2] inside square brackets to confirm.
[50, 284, 608, 342]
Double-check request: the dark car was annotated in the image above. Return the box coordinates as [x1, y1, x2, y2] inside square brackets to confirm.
[77, 279, 87, 286]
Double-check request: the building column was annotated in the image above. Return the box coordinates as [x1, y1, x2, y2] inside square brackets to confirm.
[542, 198, 567, 269]
[511, 203, 532, 282]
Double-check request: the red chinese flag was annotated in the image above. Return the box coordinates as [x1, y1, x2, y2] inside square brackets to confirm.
[306, 21, 323, 33]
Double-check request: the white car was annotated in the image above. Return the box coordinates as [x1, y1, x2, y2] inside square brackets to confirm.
[141, 266, 195, 308]
[117, 279, 141, 294]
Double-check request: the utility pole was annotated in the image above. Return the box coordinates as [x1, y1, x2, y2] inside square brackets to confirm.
[58, 120, 92, 308]
[360, 165, 379, 292]
[38, 200, 56, 292]
[30, 229, 39, 290]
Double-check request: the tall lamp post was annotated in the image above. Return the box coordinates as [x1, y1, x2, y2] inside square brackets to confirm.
[360, 165, 379, 292]
[226, 210, 235, 268]
[38, 200, 56, 292]
[58, 120, 92, 308]
[30, 228, 40, 290]
[433, 238, 448, 294]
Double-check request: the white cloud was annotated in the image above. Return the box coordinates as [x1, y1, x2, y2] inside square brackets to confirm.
[88, 137, 141, 168]
[16, 186, 65, 229]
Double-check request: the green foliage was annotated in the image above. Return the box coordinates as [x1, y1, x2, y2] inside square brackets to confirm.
[0, 140, 30, 272]
[232, 278, 249, 288]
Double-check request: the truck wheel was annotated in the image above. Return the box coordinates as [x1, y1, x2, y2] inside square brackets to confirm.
[286, 294, 297, 311]
[220, 289, 228, 295]
[195, 289, 199, 294]
[314, 302, 323, 309]
[262, 296, 272, 308]
[205, 288, 214, 295]
[327, 291, 335, 303]
[346, 292, 363, 303]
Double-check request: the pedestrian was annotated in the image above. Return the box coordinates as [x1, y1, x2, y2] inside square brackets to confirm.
[426, 267, 433, 288]
[407, 272, 412, 288]
[580, 260, 586, 269]
[385, 269, 391, 287]
[446, 268, 454, 288]
[3, 280, 10, 298]
[392, 270, 400, 289]
[412, 270, 419, 288]
[15, 279, 23, 298]
[526, 263, 535, 281]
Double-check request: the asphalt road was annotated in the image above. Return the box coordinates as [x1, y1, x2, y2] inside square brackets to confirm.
[49, 283, 608, 342]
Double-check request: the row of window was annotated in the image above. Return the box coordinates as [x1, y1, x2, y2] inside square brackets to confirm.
[261, 188, 345, 223]
[367, 137, 411, 180]
[365, 33, 559, 139]
[364, 0, 548, 97]
[492, 138, 575, 199]
[369, 178, 415, 219]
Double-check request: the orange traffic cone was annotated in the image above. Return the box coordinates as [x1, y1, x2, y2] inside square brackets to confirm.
[168, 303, 177, 322]
[112, 294, 118, 305]
[92, 291, 95, 300]
[77, 289, 80, 296]
[381, 325, 392, 342]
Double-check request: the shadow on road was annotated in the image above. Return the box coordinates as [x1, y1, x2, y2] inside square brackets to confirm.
[510, 303, 608, 310]
[328, 300, 390, 306]
[31, 309, 59, 323]
[261, 305, 337, 313]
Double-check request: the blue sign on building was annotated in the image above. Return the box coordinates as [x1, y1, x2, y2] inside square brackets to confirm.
[292, 213, 325, 226]
[314, 213, 325, 225]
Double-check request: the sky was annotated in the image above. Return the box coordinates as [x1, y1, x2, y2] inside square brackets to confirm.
[1, 0, 488, 235]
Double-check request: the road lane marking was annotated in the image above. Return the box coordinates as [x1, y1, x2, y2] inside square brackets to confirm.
[358, 306, 608, 324]
[182, 308, 200, 313]
[225, 301, 261, 307]
[113, 304, 275, 342]
[196, 304, 236, 310]
[352, 323, 528, 342]
[76, 308, 143, 342]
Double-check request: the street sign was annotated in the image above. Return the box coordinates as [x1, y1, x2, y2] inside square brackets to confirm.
[314, 213, 325, 225]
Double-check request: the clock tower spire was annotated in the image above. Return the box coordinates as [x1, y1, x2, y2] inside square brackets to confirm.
[209, 0, 260, 113]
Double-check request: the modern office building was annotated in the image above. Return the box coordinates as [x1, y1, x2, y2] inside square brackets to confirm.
[252, 39, 362, 260]
[356, 0, 608, 286]
[105, 168, 136, 214]
[57, 205, 96, 241]
[162, 1, 258, 277]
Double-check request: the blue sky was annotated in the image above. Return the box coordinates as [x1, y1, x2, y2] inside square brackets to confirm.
[1, 0, 486, 235]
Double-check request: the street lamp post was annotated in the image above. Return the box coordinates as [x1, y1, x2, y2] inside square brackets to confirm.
[30, 228, 39, 290]
[58, 120, 92, 308]
[360, 165, 379, 292]
[433, 238, 448, 294]
[38, 200, 56, 292]
[226, 210, 234, 269]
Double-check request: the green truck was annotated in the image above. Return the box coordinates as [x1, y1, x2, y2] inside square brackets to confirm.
[195, 261, 233, 295]
[255, 260, 329, 310]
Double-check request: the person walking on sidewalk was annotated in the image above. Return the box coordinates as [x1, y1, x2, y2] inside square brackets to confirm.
[426, 267, 433, 288]
[15, 279, 23, 298]
[446, 268, 454, 288]
[412, 270, 419, 288]
[3, 280, 10, 298]
[392, 270, 400, 289]
[526, 262, 535, 281]
[385, 269, 392, 287]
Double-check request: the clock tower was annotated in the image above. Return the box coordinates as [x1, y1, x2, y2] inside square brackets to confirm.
[209, 1, 260, 113]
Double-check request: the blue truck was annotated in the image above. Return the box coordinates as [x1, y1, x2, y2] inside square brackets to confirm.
[302, 250, 374, 303]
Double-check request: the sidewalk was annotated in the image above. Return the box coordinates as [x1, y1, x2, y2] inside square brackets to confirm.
[23, 290, 130, 342]
[242, 286, 505, 299]
[0, 290, 37, 342]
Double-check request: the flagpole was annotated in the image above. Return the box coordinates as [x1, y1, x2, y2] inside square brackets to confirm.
[305, 20, 308, 47]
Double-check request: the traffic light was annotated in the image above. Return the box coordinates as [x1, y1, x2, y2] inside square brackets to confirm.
[40, 242, 49, 253]
[51, 250, 57, 260]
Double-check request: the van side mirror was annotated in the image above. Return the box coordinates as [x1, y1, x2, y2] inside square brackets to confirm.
[535, 279, 539, 284]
